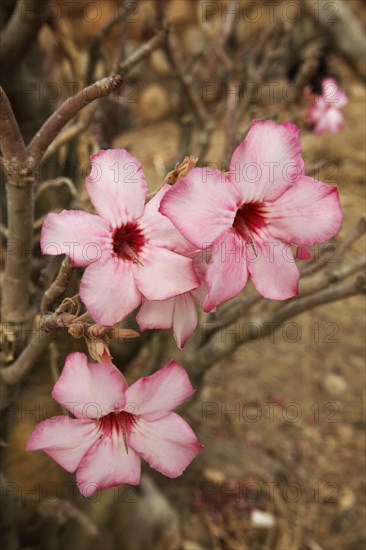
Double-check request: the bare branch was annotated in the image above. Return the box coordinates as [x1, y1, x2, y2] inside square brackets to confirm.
[337, 214, 366, 258]
[115, 25, 168, 74]
[26, 75, 123, 167]
[304, 0, 366, 78]
[300, 254, 366, 294]
[184, 277, 365, 384]
[0, 329, 54, 385]
[0, 86, 26, 162]
[35, 177, 77, 201]
[27, 26, 168, 167]
[86, 0, 140, 84]
[40, 257, 74, 314]
[300, 215, 366, 277]
[38, 498, 99, 538]
[0, 0, 50, 66]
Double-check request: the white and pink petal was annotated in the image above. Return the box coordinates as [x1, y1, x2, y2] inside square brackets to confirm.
[76, 430, 141, 497]
[125, 361, 196, 421]
[136, 298, 174, 331]
[129, 412, 203, 478]
[247, 231, 300, 300]
[172, 294, 198, 348]
[86, 149, 147, 228]
[52, 352, 127, 419]
[159, 168, 240, 249]
[26, 416, 99, 473]
[41, 210, 110, 267]
[262, 176, 342, 245]
[134, 246, 199, 301]
[80, 255, 142, 326]
[229, 120, 305, 202]
[203, 229, 249, 312]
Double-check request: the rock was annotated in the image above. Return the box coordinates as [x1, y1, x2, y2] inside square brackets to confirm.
[139, 84, 171, 123]
[182, 541, 204, 550]
[150, 50, 171, 75]
[323, 373, 348, 396]
[202, 467, 226, 484]
[339, 486, 356, 510]
[166, 1, 196, 25]
[250, 509, 276, 529]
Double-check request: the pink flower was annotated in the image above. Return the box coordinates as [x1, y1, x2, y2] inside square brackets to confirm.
[308, 78, 348, 135]
[136, 254, 208, 348]
[41, 150, 199, 325]
[27, 353, 203, 497]
[160, 120, 342, 310]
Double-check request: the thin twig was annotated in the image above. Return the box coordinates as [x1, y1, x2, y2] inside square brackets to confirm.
[86, 0, 140, 84]
[40, 257, 74, 314]
[184, 277, 365, 384]
[26, 75, 123, 167]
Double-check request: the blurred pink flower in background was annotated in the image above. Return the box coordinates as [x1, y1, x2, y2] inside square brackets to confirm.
[160, 120, 343, 310]
[308, 78, 348, 135]
[27, 353, 203, 497]
[41, 151, 199, 325]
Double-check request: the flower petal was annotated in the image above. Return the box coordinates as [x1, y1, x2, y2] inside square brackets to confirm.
[322, 78, 348, 108]
[41, 210, 110, 266]
[172, 294, 198, 348]
[76, 431, 141, 497]
[229, 120, 305, 202]
[141, 185, 196, 255]
[136, 298, 174, 331]
[190, 253, 209, 307]
[129, 412, 203, 478]
[134, 246, 199, 301]
[247, 233, 300, 300]
[203, 229, 249, 312]
[125, 361, 195, 420]
[80, 255, 142, 326]
[26, 416, 99, 473]
[159, 168, 240, 248]
[262, 176, 342, 245]
[86, 149, 147, 228]
[52, 352, 126, 419]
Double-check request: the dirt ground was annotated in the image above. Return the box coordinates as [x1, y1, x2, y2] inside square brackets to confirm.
[115, 78, 366, 550]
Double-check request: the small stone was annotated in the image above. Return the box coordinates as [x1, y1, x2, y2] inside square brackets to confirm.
[323, 373, 348, 396]
[202, 467, 226, 484]
[339, 486, 355, 510]
[182, 541, 204, 550]
[250, 510, 276, 529]
[139, 84, 171, 122]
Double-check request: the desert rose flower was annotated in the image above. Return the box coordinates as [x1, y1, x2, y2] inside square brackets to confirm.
[308, 78, 348, 135]
[160, 120, 342, 310]
[41, 150, 199, 325]
[27, 353, 203, 497]
[136, 254, 208, 348]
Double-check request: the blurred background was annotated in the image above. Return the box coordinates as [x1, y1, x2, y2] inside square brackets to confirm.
[1, 1, 365, 549]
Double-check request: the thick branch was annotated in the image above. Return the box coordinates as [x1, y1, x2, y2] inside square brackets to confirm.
[0, 0, 50, 66]
[0, 330, 54, 385]
[0, 86, 26, 161]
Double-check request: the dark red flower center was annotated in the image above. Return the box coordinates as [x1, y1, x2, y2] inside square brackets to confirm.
[112, 223, 145, 263]
[233, 204, 265, 256]
[100, 411, 138, 453]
